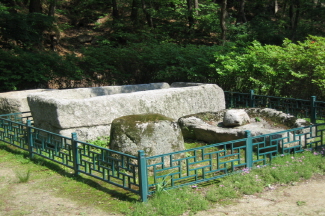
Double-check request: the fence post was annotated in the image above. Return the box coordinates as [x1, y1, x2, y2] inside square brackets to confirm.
[245, 130, 253, 169]
[71, 132, 80, 175]
[138, 150, 148, 202]
[249, 90, 255, 108]
[311, 96, 316, 124]
[27, 120, 34, 159]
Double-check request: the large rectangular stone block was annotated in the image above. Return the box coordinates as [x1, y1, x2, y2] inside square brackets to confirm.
[27, 83, 225, 141]
[0, 89, 52, 115]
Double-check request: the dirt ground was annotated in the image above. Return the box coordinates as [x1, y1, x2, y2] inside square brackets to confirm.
[1, 165, 325, 216]
[195, 174, 325, 216]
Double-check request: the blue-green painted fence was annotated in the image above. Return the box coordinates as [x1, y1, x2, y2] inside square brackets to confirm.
[225, 90, 325, 123]
[1, 91, 325, 202]
[0, 115, 145, 200]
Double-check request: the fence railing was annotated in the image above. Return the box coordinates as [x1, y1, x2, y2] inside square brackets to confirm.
[1, 91, 325, 202]
[145, 123, 324, 194]
[0, 115, 147, 201]
[225, 90, 325, 123]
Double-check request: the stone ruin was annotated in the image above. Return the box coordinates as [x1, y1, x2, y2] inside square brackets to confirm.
[179, 108, 313, 149]
[26, 82, 225, 141]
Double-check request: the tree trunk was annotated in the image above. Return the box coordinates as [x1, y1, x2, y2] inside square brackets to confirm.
[194, 0, 199, 15]
[274, 0, 278, 14]
[291, 0, 300, 41]
[220, 0, 227, 45]
[48, 0, 56, 17]
[187, 0, 195, 29]
[112, 0, 120, 24]
[29, 0, 42, 13]
[236, 0, 246, 24]
[131, 0, 139, 26]
[141, 0, 153, 28]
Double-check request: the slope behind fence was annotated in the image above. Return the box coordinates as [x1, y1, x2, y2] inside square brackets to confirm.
[1, 91, 325, 202]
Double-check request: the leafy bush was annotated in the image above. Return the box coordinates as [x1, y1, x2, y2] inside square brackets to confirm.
[0, 48, 82, 91]
[0, 12, 54, 48]
[79, 42, 227, 85]
[213, 36, 325, 99]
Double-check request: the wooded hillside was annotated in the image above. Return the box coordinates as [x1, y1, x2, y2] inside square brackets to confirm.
[1, 0, 325, 99]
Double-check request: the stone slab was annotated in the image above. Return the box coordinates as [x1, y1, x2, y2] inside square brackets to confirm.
[27, 83, 225, 141]
[0, 89, 53, 115]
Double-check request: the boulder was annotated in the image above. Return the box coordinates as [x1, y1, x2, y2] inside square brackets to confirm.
[223, 109, 250, 127]
[110, 114, 185, 163]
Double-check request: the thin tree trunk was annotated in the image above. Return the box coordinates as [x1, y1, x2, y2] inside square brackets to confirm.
[131, 0, 139, 26]
[236, 0, 246, 24]
[187, 0, 195, 29]
[291, 0, 300, 41]
[220, 0, 227, 45]
[48, 0, 58, 51]
[48, 0, 56, 17]
[274, 0, 278, 14]
[112, 0, 119, 24]
[194, 0, 199, 15]
[141, 0, 153, 28]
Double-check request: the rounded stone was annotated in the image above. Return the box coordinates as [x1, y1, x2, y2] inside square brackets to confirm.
[109, 113, 185, 159]
[223, 109, 250, 127]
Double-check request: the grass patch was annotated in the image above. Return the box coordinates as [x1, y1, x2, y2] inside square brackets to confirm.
[15, 169, 31, 183]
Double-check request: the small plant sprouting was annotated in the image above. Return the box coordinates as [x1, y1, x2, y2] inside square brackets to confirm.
[16, 170, 31, 183]
[296, 200, 306, 206]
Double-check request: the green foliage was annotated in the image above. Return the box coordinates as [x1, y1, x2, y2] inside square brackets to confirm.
[80, 42, 225, 84]
[213, 36, 325, 99]
[0, 12, 54, 48]
[0, 48, 82, 91]
[88, 136, 110, 148]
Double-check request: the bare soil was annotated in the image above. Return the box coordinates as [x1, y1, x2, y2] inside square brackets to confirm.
[194, 174, 325, 216]
[1, 161, 325, 216]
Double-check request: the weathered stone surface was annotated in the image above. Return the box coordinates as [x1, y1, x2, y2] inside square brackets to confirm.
[0, 89, 52, 115]
[179, 108, 312, 149]
[110, 114, 185, 162]
[28, 83, 225, 141]
[170, 82, 206, 87]
[223, 109, 250, 127]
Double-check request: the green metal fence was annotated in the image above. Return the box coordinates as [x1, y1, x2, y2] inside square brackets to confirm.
[1, 91, 325, 202]
[145, 123, 324, 195]
[0, 114, 147, 201]
[225, 90, 325, 123]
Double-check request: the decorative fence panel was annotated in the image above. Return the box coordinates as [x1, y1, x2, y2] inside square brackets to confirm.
[225, 90, 325, 123]
[146, 123, 325, 194]
[146, 138, 249, 195]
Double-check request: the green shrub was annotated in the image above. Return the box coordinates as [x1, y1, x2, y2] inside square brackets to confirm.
[213, 36, 325, 99]
[0, 48, 82, 91]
